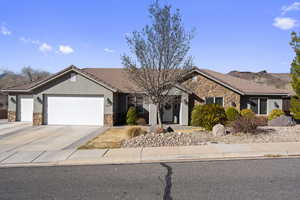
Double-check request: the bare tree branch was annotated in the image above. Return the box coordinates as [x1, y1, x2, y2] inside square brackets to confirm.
[122, 1, 195, 127]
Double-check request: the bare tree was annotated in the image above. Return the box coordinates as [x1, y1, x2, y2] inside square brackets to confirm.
[122, 1, 194, 127]
[21, 66, 51, 82]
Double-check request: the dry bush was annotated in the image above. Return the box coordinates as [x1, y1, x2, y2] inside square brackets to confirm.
[126, 127, 147, 138]
[136, 117, 147, 126]
[231, 116, 258, 134]
[254, 116, 268, 126]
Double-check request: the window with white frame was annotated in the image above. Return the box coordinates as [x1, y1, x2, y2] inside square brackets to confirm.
[205, 97, 224, 106]
[127, 95, 144, 113]
[248, 97, 267, 115]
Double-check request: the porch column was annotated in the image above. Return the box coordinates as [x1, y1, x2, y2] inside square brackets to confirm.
[180, 94, 189, 126]
[8, 95, 17, 122]
[149, 103, 157, 126]
[33, 94, 43, 126]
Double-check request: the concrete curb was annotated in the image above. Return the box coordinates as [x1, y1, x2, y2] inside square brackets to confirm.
[1, 150, 300, 168]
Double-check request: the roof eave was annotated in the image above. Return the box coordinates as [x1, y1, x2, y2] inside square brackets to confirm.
[244, 93, 290, 96]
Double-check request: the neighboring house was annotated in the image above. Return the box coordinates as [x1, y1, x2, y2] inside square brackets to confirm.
[2, 65, 291, 126]
[183, 68, 291, 115]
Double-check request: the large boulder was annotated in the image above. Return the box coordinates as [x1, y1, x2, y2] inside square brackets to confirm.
[268, 115, 296, 127]
[212, 124, 225, 137]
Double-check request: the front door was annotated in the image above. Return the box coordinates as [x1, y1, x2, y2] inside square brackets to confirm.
[162, 102, 173, 123]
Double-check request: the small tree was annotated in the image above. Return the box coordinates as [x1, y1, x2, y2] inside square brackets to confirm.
[290, 32, 300, 119]
[122, 1, 194, 127]
[126, 107, 137, 125]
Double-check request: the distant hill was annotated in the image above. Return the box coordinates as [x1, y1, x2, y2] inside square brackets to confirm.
[0, 67, 51, 90]
[0, 73, 27, 90]
[227, 70, 292, 92]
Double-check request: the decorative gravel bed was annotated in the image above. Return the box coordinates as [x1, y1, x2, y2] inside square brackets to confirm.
[121, 125, 300, 148]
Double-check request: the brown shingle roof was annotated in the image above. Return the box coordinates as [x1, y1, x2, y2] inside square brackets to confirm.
[194, 68, 290, 95]
[82, 68, 142, 93]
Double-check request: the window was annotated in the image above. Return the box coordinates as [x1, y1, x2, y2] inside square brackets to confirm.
[259, 98, 267, 115]
[205, 97, 214, 104]
[205, 97, 223, 106]
[127, 95, 144, 113]
[249, 97, 268, 115]
[250, 98, 258, 114]
[215, 97, 224, 106]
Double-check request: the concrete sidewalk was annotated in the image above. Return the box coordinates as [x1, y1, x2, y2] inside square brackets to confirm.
[1, 142, 300, 167]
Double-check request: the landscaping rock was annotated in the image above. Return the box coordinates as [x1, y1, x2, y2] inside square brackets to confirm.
[212, 124, 225, 137]
[166, 126, 174, 133]
[268, 115, 296, 127]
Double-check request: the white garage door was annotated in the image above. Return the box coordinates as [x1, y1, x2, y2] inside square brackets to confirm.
[20, 97, 34, 122]
[47, 96, 104, 126]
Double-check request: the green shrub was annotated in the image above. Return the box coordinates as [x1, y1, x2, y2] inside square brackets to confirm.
[231, 116, 258, 133]
[126, 127, 146, 138]
[240, 109, 255, 118]
[136, 117, 147, 126]
[191, 104, 203, 127]
[191, 104, 227, 131]
[268, 109, 284, 121]
[225, 107, 240, 121]
[126, 107, 137, 125]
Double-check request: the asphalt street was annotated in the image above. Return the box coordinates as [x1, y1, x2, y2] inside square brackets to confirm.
[1, 158, 300, 200]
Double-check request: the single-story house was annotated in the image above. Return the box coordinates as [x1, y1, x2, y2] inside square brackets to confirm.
[2, 65, 291, 126]
[182, 68, 292, 114]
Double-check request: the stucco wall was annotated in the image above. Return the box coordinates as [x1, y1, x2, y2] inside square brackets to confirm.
[183, 74, 241, 110]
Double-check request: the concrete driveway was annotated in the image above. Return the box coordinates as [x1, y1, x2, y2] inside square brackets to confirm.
[0, 122, 107, 153]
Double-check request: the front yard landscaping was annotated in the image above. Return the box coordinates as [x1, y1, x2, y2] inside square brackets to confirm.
[121, 125, 300, 148]
[80, 106, 300, 150]
[79, 126, 147, 149]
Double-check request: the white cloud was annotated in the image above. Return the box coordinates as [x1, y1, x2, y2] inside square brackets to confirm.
[59, 45, 74, 54]
[0, 25, 11, 35]
[19, 37, 40, 45]
[39, 43, 52, 52]
[104, 48, 115, 53]
[281, 2, 300, 15]
[273, 17, 298, 30]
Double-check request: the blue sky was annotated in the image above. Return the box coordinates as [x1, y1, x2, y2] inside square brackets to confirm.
[0, 0, 299, 73]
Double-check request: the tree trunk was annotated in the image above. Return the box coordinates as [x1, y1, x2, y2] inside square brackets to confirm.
[157, 103, 163, 128]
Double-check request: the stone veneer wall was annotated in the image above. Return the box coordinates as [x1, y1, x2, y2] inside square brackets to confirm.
[104, 114, 114, 126]
[33, 113, 43, 126]
[184, 75, 241, 110]
[8, 111, 16, 122]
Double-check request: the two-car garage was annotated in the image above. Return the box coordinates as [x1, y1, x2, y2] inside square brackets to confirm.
[6, 66, 115, 126]
[18, 95, 104, 126]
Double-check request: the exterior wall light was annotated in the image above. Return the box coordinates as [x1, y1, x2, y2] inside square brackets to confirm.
[10, 97, 16, 104]
[183, 98, 188, 105]
[106, 97, 113, 106]
[37, 96, 43, 104]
